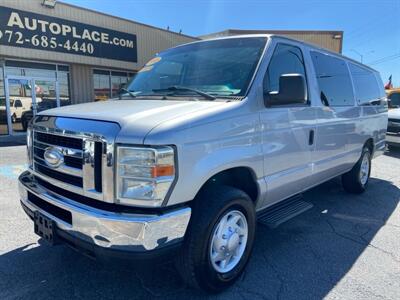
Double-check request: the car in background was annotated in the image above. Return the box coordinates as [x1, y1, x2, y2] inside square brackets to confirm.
[0, 97, 37, 124]
[386, 89, 400, 149]
[20, 98, 70, 131]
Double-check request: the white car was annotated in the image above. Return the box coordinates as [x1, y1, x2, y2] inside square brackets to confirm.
[387, 108, 400, 148]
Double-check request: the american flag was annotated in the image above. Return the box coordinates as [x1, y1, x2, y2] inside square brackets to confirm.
[384, 75, 393, 90]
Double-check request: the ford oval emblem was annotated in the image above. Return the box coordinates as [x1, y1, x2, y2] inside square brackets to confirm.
[43, 147, 64, 168]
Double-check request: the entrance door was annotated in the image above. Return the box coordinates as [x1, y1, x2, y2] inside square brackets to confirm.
[4, 76, 59, 135]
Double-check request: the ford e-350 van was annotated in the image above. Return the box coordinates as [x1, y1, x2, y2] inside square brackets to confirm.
[19, 35, 387, 292]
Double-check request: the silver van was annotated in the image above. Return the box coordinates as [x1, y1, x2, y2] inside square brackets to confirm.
[18, 35, 388, 292]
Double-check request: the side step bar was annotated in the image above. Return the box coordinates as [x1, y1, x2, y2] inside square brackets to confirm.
[257, 194, 313, 228]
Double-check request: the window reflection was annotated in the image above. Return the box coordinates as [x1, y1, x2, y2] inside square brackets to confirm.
[94, 70, 110, 101]
[58, 71, 71, 106]
[94, 69, 135, 101]
[1, 61, 71, 134]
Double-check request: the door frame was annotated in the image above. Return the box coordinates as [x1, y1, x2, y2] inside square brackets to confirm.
[4, 75, 59, 135]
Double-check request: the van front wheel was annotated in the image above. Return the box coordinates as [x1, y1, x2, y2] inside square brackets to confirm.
[176, 186, 256, 292]
[342, 147, 371, 194]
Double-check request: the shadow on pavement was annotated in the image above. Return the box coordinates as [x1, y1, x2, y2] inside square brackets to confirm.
[384, 146, 400, 159]
[0, 135, 26, 147]
[0, 177, 399, 299]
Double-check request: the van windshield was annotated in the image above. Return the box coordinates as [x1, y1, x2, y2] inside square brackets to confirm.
[124, 37, 267, 100]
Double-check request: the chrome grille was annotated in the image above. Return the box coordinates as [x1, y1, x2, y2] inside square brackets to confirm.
[32, 130, 106, 200]
[30, 116, 120, 204]
[33, 132, 84, 182]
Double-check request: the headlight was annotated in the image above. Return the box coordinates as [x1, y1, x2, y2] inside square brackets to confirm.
[26, 127, 33, 168]
[116, 146, 176, 207]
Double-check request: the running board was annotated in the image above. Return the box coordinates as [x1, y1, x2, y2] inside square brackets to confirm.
[257, 194, 313, 228]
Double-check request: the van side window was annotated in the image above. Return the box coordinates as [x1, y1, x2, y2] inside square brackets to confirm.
[264, 43, 307, 99]
[311, 51, 354, 106]
[349, 63, 381, 104]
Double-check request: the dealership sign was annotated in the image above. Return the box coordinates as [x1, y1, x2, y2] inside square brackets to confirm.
[0, 6, 138, 63]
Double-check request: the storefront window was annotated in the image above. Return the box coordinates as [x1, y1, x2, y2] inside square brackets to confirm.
[0, 65, 7, 135]
[94, 69, 135, 101]
[111, 71, 128, 98]
[94, 70, 111, 101]
[58, 71, 71, 106]
[1, 60, 71, 135]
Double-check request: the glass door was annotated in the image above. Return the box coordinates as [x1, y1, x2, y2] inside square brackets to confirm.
[4, 76, 59, 135]
[5, 77, 36, 134]
[33, 79, 59, 113]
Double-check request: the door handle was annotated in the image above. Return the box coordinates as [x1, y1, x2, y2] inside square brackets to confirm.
[309, 129, 315, 145]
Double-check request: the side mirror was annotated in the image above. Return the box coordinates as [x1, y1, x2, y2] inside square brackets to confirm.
[264, 74, 307, 106]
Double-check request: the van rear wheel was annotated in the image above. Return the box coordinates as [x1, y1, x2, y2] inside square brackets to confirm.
[342, 147, 371, 194]
[176, 185, 256, 292]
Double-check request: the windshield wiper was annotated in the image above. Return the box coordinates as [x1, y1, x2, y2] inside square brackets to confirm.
[152, 86, 216, 100]
[119, 88, 136, 98]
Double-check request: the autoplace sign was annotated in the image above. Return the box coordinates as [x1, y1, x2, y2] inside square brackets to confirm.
[0, 6, 138, 63]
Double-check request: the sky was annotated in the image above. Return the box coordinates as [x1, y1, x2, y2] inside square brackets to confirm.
[63, 0, 400, 87]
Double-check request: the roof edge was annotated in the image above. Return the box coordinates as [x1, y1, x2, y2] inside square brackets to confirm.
[57, 0, 199, 40]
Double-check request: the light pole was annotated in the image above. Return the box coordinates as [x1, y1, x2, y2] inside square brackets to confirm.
[350, 49, 375, 63]
[350, 49, 363, 63]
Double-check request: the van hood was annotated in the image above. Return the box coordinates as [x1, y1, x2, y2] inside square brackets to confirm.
[388, 108, 400, 119]
[39, 99, 226, 143]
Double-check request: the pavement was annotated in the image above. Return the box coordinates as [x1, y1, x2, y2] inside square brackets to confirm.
[0, 145, 399, 300]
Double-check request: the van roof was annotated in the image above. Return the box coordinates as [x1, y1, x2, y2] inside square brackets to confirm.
[171, 34, 379, 73]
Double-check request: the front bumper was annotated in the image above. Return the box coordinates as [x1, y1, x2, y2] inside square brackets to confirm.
[18, 171, 191, 257]
[386, 132, 400, 146]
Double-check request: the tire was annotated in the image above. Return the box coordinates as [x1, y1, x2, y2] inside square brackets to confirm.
[342, 147, 371, 194]
[22, 119, 28, 131]
[176, 185, 256, 293]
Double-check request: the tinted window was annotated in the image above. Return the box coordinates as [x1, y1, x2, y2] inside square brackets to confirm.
[311, 51, 354, 106]
[264, 43, 307, 95]
[389, 92, 400, 108]
[349, 63, 381, 104]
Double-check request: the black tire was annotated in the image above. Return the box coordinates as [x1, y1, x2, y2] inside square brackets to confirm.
[176, 185, 256, 293]
[22, 119, 28, 131]
[342, 147, 371, 194]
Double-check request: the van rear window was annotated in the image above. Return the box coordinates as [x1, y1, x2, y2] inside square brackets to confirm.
[311, 51, 354, 107]
[349, 63, 382, 104]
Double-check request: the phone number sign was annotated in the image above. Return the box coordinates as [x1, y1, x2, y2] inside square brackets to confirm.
[0, 6, 138, 63]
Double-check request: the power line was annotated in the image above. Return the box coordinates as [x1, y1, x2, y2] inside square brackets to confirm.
[367, 53, 400, 65]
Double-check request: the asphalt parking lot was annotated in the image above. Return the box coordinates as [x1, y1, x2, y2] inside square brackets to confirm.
[0, 145, 399, 300]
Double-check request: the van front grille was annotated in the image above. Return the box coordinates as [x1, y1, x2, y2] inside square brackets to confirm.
[32, 130, 103, 196]
[35, 131, 83, 149]
[36, 164, 83, 187]
[31, 116, 120, 204]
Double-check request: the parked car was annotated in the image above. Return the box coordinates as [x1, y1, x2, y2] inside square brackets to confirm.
[20, 98, 70, 131]
[19, 35, 387, 292]
[0, 97, 34, 123]
[386, 89, 400, 148]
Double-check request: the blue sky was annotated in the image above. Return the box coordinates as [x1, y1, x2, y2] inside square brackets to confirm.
[64, 0, 400, 87]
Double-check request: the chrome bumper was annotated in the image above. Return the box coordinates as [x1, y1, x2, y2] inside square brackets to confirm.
[386, 133, 400, 145]
[18, 171, 191, 252]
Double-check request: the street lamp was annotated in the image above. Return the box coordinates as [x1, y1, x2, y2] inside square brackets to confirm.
[350, 49, 375, 63]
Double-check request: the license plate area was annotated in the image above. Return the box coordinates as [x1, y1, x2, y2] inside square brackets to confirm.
[34, 211, 57, 245]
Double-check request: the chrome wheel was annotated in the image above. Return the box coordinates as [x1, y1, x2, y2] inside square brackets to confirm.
[209, 210, 248, 273]
[359, 153, 370, 185]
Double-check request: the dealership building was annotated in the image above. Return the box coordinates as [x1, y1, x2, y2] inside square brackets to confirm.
[0, 0, 343, 136]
